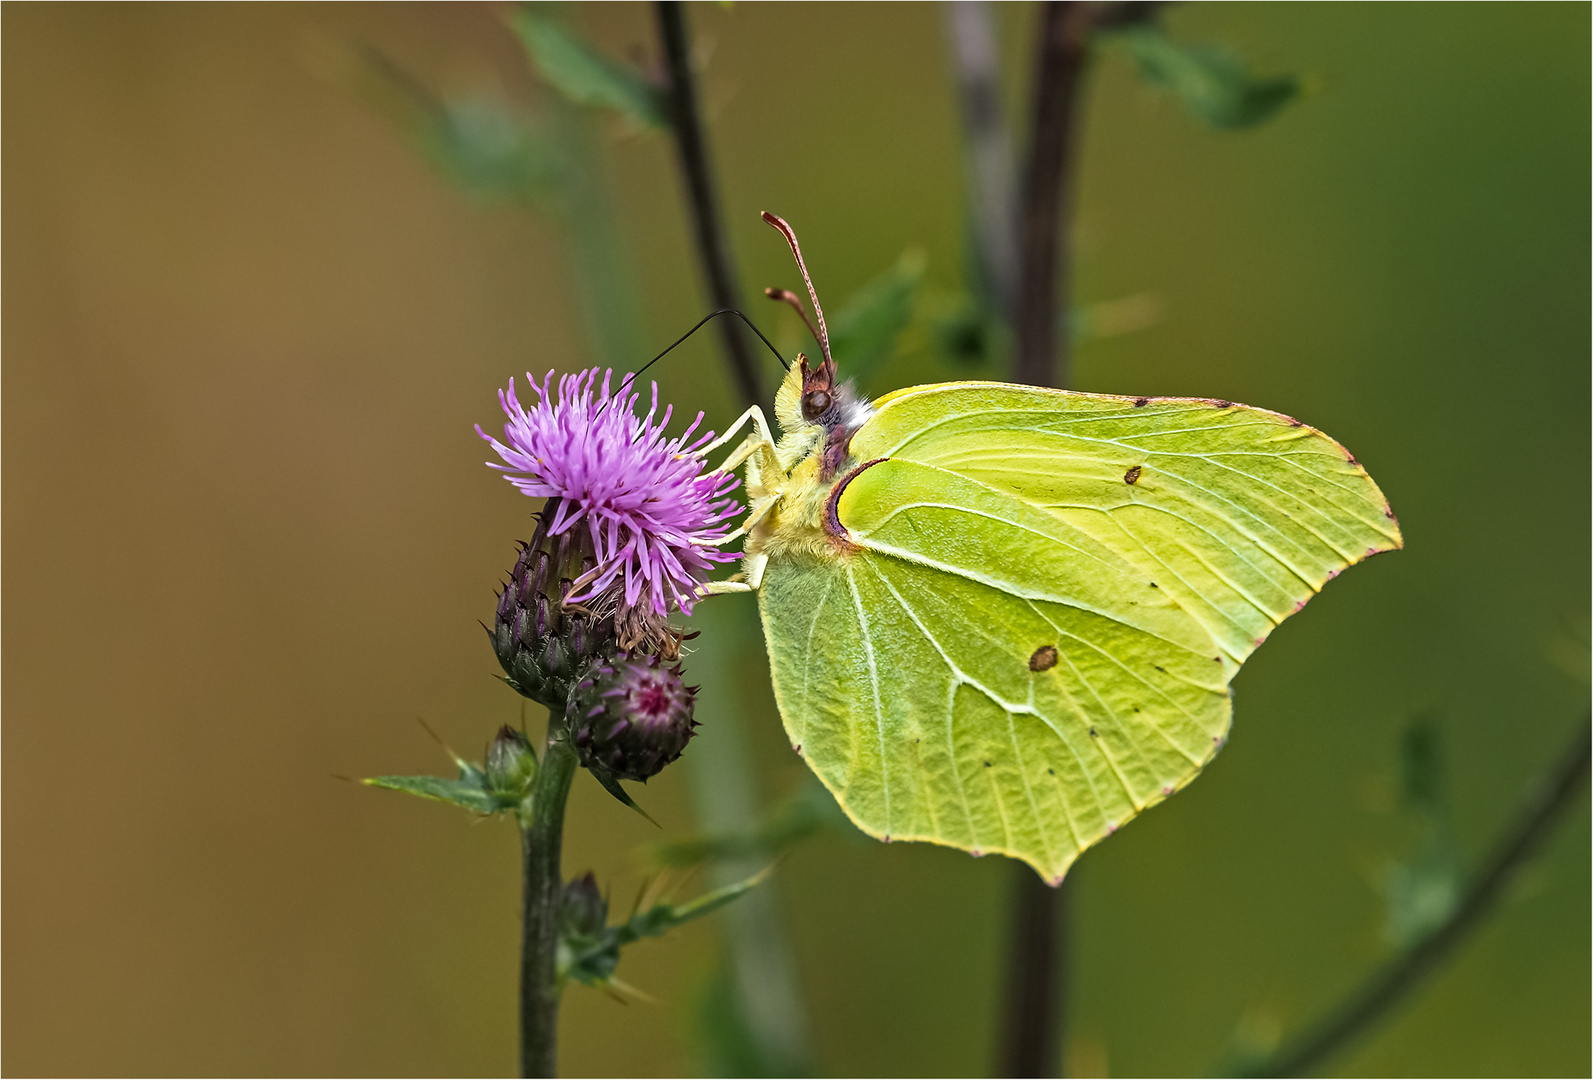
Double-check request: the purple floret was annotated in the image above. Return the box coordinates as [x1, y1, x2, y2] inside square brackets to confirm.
[478, 368, 741, 617]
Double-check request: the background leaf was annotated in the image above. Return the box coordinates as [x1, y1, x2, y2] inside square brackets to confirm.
[1108, 23, 1302, 130]
[651, 776, 854, 867]
[511, 6, 667, 129]
[828, 250, 926, 394]
[1385, 716, 1462, 946]
[317, 40, 567, 202]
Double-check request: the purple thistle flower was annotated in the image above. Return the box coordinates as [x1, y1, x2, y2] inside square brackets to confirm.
[477, 368, 740, 617]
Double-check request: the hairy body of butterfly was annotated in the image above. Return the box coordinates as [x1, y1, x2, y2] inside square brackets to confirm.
[692, 213, 1402, 883]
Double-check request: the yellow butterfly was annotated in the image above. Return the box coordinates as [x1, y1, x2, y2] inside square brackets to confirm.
[697, 213, 1400, 882]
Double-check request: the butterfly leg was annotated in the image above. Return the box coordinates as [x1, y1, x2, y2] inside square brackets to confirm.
[695, 408, 783, 480]
[698, 579, 753, 595]
[742, 551, 768, 590]
[698, 552, 767, 596]
[693, 405, 776, 460]
[693, 493, 777, 549]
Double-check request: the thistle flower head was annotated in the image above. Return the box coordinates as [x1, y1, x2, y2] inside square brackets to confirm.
[493, 505, 618, 708]
[568, 652, 698, 782]
[478, 368, 740, 617]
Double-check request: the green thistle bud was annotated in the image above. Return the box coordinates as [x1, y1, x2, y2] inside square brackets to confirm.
[569, 652, 698, 782]
[484, 725, 536, 799]
[560, 872, 608, 939]
[492, 500, 618, 708]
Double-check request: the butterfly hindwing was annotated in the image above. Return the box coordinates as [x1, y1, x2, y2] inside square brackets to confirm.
[760, 456, 1232, 881]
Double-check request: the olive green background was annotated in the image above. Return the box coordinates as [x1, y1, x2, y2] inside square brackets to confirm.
[3, 3, 1587, 1076]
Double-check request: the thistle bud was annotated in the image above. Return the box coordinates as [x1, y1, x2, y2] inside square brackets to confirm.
[492, 500, 618, 708]
[484, 725, 536, 799]
[560, 872, 608, 938]
[568, 652, 698, 781]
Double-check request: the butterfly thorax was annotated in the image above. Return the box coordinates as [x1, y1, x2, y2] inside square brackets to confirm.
[744, 354, 873, 564]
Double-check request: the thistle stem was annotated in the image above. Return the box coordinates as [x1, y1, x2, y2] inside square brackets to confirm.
[519, 736, 578, 1078]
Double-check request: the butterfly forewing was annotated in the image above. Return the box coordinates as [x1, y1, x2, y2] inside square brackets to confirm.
[851, 383, 1402, 668]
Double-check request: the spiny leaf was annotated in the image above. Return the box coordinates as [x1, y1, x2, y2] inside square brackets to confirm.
[615, 865, 773, 946]
[1108, 24, 1302, 130]
[587, 763, 660, 827]
[363, 772, 500, 815]
[560, 866, 771, 988]
[511, 7, 666, 129]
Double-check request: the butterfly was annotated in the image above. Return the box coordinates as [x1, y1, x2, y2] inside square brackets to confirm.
[696, 212, 1402, 883]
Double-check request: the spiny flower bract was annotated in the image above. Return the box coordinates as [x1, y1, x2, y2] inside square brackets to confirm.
[478, 368, 739, 617]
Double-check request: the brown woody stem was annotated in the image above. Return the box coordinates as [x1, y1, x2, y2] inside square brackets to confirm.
[655, 1, 762, 407]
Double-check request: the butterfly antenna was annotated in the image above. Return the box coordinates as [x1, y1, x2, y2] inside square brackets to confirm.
[616, 309, 789, 406]
[761, 211, 832, 366]
[594, 308, 789, 428]
[763, 287, 826, 355]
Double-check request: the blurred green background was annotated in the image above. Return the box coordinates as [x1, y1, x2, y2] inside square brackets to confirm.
[3, 3, 1587, 1076]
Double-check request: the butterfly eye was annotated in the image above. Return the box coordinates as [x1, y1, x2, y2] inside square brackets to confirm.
[802, 390, 832, 420]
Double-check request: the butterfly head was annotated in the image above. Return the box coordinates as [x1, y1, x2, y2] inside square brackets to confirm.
[800, 353, 840, 424]
[763, 212, 874, 465]
[775, 351, 869, 430]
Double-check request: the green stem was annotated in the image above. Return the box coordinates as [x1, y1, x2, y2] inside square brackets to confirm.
[519, 735, 579, 1078]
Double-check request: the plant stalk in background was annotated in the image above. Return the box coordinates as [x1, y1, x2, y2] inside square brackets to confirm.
[973, 5, 1199, 1074]
[656, 0, 762, 408]
[943, 3, 1092, 1069]
[1013, 1, 1096, 394]
[945, 1, 1019, 322]
[653, 6, 814, 1072]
